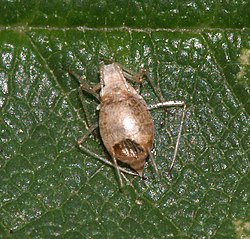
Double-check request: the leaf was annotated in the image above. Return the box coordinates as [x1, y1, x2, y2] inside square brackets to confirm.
[0, 1, 249, 239]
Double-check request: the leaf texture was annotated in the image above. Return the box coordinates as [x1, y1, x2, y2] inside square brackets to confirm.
[0, 1, 249, 239]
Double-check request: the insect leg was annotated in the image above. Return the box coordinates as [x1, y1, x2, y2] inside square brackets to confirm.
[112, 156, 124, 188]
[148, 101, 187, 177]
[67, 68, 100, 101]
[121, 66, 165, 102]
[77, 123, 138, 178]
[78, 143, 138, 176]
[66, 68, 100, 134]
[77, 123, 138, 187]
[148, 149, 159, 176]
[77, 123, 98, 145]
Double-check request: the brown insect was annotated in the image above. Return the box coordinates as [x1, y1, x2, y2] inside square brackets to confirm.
[67, 62, 186, 187]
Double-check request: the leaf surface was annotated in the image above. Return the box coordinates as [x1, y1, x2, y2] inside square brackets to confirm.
[0, 1, 249, 238]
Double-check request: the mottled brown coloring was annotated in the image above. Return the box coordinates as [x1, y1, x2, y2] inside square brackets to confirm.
[99, 63, 154, 176]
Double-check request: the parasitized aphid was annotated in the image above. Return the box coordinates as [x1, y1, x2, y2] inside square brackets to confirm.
[67, 61, 186, 187]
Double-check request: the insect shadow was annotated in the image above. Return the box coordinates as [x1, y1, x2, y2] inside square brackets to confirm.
[66, 60, 186, 188]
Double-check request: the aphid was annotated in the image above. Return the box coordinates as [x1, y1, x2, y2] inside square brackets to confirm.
[68, 62, 186, 187]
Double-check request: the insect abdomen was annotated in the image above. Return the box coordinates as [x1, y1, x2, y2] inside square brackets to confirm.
[99, 91, 154, 175]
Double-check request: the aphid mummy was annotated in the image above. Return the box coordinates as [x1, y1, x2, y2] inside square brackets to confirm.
[68, 61, 186, 187]
[99, 63, 154, 176]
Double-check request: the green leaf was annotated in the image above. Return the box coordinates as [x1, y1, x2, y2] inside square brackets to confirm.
[0, 1, 249, 239]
